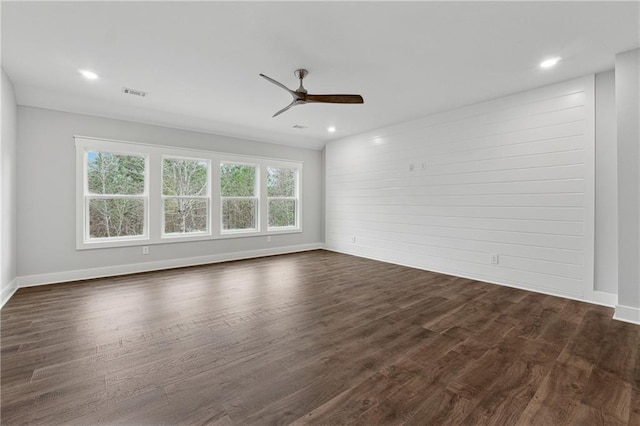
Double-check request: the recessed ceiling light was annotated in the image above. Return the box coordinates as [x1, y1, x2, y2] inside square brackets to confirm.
[79, 69, 99, 80]
[540, 57, 561, 69]
[327, 126, 336, 133]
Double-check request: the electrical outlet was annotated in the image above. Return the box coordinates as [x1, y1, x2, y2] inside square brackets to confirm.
[491, 253, 499, 264]
[351, 235, 356, 243]
[142, 246, 149, 255]
[267, 236, 272, 243]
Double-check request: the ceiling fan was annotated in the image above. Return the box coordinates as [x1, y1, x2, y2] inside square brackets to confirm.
[259, 69, 364, 117]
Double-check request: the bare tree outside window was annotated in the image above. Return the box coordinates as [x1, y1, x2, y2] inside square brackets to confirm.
[87, 151, 146, 238]
[220, 163, 257, 231]
[163, 158, 209, 234]
[267, 167, 297, 228]
[78, 138, 301, 248]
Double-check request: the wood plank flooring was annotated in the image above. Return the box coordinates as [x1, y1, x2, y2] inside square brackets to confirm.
[1, 250, 639, 425]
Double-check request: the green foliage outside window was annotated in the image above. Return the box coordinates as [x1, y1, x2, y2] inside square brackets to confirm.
[88, 152, 145, 195]
[268, 199, 296, 227]
[267, 168, 295, 197]
[85, 151, 299, 240]
[267, 167, 297, 228]
[221, 164, 257, 230]
[220, 164, 255, 196]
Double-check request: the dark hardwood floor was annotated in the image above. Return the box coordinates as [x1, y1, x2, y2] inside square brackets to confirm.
[1, 250, 638, 425]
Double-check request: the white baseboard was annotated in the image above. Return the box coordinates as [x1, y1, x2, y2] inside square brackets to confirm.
[1, 278, 18, 309]
[613, 304, 640, 325]
[17, 243, 323, 288]
[324, 246, 618, 309]
[589, 290, 618, 307]
[325, 246, 579, 299]
[9, 243, 629, 322]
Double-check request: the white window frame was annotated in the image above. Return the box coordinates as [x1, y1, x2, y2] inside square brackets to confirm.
[267, 166, 300, 231]
[220, 161, 260, 235]
[75, 136, 303, 250]
[77, 141, 150, 248]
[161, 155, 211, 239]
[264, 159, 303, 236]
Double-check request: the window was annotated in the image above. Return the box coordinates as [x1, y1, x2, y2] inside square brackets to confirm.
[85, 151, 148, 242]
[162, 157, 210, 236]
[220, 163, 258, 232]
[75, 137, 302, 249]
[267, 167, 298, 229]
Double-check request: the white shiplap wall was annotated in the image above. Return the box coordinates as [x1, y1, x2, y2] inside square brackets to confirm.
[326, 76, 596, 301]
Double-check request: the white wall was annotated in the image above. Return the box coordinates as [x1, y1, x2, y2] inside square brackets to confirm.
[615, 48, 640, 323]
[594, 70, 618, 295]
[16, 107, 323, 284]
[326, 76, 598, 302]
[1, 68, 18, 306]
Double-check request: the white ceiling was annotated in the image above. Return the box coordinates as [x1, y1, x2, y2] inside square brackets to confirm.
[2, 1, 639, 150]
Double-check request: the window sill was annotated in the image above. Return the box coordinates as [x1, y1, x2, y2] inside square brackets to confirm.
[76, 228, 302, 250]
[267, 227, 301, 234]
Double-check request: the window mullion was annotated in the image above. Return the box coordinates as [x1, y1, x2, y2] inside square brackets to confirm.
[148, 151, 162, 242]
[86, 194, 146, 199]
[211, 159, 221, 237]
[221, 197, 258, 201]
[76, 138, 301, 249]
[162, 195, 210, 200]
[259, 165, 267, 234]
[267, 196, 297, 201]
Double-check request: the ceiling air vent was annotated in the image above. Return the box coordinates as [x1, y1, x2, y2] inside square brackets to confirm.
[122, 87, 148, 98]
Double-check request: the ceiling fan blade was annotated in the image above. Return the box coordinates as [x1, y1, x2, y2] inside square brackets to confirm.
[305, 94, 364, 104]
[272, 100, 303, 117]
[259, 73, 295, 96]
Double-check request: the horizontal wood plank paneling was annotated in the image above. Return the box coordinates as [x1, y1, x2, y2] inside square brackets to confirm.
[328, 214, 585, 236]
[326, 76, 595, 299]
